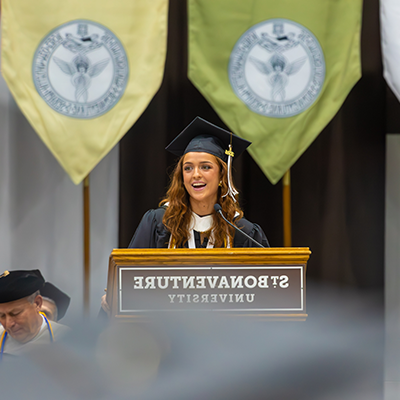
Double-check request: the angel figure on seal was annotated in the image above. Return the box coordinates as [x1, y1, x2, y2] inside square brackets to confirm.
[53, 53, 110, 103]
[250, 53, 306, 102]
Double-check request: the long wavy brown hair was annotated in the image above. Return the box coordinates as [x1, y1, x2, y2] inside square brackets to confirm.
[160, 154, 243, 248]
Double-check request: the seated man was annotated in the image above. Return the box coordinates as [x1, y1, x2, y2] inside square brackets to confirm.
[0, 270, 69, 358]
[40, 282, 71, 322]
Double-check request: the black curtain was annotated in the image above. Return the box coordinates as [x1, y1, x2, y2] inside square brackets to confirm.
[119, 0, 385, 290]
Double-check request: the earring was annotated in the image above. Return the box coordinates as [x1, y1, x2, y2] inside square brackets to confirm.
[218, 181, 222, 187]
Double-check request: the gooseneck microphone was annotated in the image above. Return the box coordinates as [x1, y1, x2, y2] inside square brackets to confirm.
[214, 204, 265, 248]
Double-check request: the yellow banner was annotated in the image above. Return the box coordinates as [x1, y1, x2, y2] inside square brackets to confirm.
[1, 0, 168, 183]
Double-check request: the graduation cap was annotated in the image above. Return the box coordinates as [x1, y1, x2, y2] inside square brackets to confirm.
[41, 282, 71, 321]
[166, 116, 251, 162]
[166, 117, 251, 201]
[0, 270, 44, 303]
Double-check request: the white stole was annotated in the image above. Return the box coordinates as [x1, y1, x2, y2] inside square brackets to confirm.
[168, 210, 238, 249]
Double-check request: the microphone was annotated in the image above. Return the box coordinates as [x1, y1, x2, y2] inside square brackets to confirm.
[214, 204, 265, 248]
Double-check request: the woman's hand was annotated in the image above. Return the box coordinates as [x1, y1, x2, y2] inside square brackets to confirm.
[101, 290, 110, 317]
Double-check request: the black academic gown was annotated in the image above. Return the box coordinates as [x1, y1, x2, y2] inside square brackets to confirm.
[128, 207, 270, 248]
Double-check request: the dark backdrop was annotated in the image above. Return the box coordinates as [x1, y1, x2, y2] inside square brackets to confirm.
[119, 0, 385, 290]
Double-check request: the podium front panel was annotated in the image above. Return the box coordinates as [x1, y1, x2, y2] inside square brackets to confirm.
[107, 248, 310, 321]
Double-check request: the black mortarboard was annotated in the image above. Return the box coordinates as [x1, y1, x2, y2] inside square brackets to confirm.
[165, 117, 251, 163]
[41, 282, 71, 320]
[0, 270, 44, 303]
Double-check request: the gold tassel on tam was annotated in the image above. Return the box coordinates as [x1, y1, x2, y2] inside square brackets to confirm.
[222, 135, 238, 202]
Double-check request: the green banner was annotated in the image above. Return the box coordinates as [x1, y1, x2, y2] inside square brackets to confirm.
[188, 0, 362, 184]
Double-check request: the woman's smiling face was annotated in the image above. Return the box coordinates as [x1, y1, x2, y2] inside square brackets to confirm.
[183, 152, 220, 213]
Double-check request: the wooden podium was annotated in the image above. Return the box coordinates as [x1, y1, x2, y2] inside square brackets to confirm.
[106, 247, 311, 321]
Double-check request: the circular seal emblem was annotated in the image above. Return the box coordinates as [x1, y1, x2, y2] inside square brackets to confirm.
[32, 20, 129, 119]
[229, 19, 325, 118]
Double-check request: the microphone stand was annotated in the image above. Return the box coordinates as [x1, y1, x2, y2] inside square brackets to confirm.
[214, 204, 265, 248]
